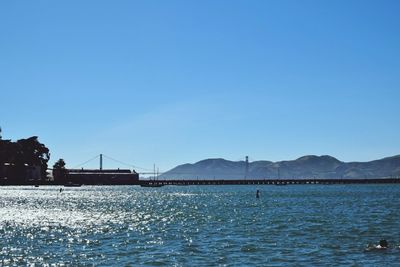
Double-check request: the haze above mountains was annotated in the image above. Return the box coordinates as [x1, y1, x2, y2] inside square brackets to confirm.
[161, 155, 400, 180]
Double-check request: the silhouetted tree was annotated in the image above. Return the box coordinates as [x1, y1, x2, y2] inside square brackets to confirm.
[53, 158, 68, 184]
[0, 132, 50, 184]
[15, 137, 50, 181]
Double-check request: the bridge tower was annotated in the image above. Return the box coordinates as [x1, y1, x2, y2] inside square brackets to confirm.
[100, 154, 103, 170]
[245, 156, 249, 179]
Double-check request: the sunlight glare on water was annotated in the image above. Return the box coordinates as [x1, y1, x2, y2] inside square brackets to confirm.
[1, 185, 400, 266]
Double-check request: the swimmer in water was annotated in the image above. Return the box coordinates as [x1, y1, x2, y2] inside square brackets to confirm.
[377, 239, 388, 249]
[256, 190, 260, 198]
[365, 239, 389, 251]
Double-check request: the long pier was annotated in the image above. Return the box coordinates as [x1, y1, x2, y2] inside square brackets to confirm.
[139, 178, 400, 186]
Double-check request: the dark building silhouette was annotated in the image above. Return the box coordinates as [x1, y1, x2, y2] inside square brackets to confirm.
[67, 168, 139, 185]
[1, 163, 41, 185]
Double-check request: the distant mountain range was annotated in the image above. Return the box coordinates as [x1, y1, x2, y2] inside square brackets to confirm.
[160, 155, 400, 179]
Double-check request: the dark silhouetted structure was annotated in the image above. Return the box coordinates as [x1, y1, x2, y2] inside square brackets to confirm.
[67, 168, 139, 185]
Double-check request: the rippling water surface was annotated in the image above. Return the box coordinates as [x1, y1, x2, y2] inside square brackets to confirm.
[1, 185, 400, 266]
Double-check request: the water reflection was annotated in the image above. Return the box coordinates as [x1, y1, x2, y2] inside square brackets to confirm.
[0, 185, 400, 265]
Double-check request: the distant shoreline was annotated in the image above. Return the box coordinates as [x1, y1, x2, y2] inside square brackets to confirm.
[1, 177, 400, 186]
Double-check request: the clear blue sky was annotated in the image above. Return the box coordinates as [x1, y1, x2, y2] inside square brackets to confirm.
[1, 0, 399, 171]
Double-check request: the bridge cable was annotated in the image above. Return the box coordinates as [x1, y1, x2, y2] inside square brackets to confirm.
[102, 154, 154, 172]
[72, 154, 100, 169]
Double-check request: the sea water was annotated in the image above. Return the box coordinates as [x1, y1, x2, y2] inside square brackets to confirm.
[0, 185, 400, 266]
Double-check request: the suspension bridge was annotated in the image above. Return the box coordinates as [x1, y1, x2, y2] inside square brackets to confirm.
[53, 154, 400, 186]
[67, 154, 164, 176]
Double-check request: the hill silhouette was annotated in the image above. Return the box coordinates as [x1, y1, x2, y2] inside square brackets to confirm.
[160, 155, 400, 180]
